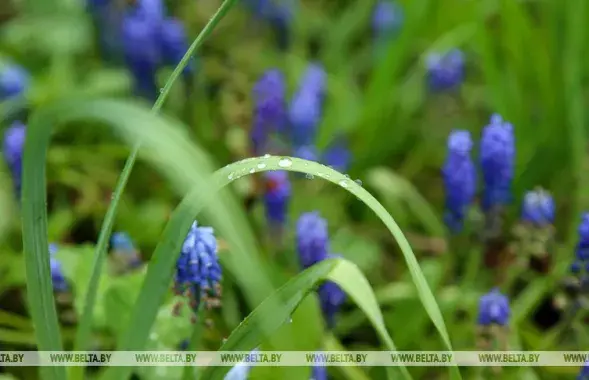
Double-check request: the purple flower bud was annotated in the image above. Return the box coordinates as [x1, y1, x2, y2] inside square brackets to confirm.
[322, 138, 350, 173]
[174, 221, 222, 312]
[251, 69, 288, 154]
[426, 49, 465, 92]
[318, 270, 346, 328]
[296, 211, 329, 269]
[289, 63, 327, 147]
[477, 288, 510, 326]
[0, 64, 29, 100]
[294, 145, 318, 162]
[572, 213, 589, 274]
[521, 189, 555, 226]
[263, 171, 291, 226]
[480, 114, 515, 211]
[134, 0, 166, 21]
[3, 121, 26, 196]
[442, 130, 476, 232]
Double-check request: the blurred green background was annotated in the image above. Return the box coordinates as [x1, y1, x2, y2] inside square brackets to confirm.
[1, 0, 589, 379]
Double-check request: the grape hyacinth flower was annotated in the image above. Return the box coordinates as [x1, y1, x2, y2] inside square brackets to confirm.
[476, 288, 510, 351]
[426, 49, 465, 92]
[50, 244, 68, 293]
[289, 63, 327, 147]
[0, 64, 29, 100]
[174, 221, 222, 315]
[87, 0, 124, 62]
[296, 212, 346, 328]
[3, 121, 26, 197]
[511, 188, 556, 270]
[322, 138, 351, 173]
[571, 213, 589, 276]
[372, 1, 403, 39]
[263, 171, 291, 227]
[160, 18, 195, 77]
[110, 231, 143, 271]
[121, 11, 161, 100]
[441, 130, 476, 232]
[251, 69, 288, 154]
[293, 145, 318, 162]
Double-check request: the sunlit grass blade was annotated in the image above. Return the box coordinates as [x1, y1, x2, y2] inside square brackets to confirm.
[201, 258, 411, 380]
[70, 1, 237, 379]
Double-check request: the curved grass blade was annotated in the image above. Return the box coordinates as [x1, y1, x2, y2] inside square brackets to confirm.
[201, 258, 411, 380]
[71, 1, 238, 377]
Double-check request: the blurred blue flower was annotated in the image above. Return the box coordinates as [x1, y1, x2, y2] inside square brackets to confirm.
[480, 114, 515, 211]
[294, 145, 318, 162]
[241, 0, 295, 49]
[426, 49, 465, 92]
[49, 244, 68, 292]
[578, 360, 589, 380]
[0, 63, 29, 100]
[322, 138, 351, 173]
[263, 171, 291, 226]
[134, 0, 166, 21]
[318, 259, 346, 328]
[3, 121, 26, 196]
[521, 189, 555, 226]
[87, 0, 124, 61]
[571, 213, 589, 274]
[174, 221, 222, 312]
[310, 364, 327, 380]
[441, 130, 476, 232]
[251, 69, 288, 154]
[372, 1, 403, 38]
[477, 288, 510, 326]
[289, 63, 327, 147]
[121, 12, 161, 100]
[296, 211, 329, 268]
[160, 18, 194, 76]
[111, 231, 143, 269]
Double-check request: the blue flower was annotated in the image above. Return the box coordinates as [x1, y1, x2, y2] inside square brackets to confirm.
[289, 63, 327, 147]
[441, 130, 476, 232]
[318, 259, 346, 328]
[0, 63, 29, 100]
[263, 171, 291, 226]
[174, 221, 222, 312]
[521, 189, 555, 226]
[134, 0, 166, 21]
[160, 18, 194, 76]
[251, 69, 288, 154]
[49, 244, 68, 292]
[477, 288, 510, 326]
[480, 114, 515, 211]
[294, 145, 318, 162]
[578, 360, 589, 380]
[571, 213, 589, 274]
[322, 138, 350, 173]
[87, 0, 124, 61]
[372, 1, 403, 38]
[426, 49, 465, 92]
[110, 231, 143, 269]
[121, 12, 161, 100]
[296, 211, 329, 268]
[310, 364, 327, 380]
[3, 121, 26, 196]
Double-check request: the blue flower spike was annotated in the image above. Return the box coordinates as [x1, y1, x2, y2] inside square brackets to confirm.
[290, 63, 327, 147]
[0, 63, 30, 100]
[110, 232, 143, 271]
[296, 212, 346, 329]
[441, 130, 476, 233]
[521, 188, 555, 227]
[263, 170, 291, 228]
[426, 49, 465, 92]
[3, 121, 26, 198]
[49, 244, 68, 293]
[251, 69, 288, 155]
[476, 288, 510, 350]
[174, 221, 222, 318]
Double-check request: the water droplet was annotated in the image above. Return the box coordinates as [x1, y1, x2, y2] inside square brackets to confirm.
[263, 154, 271, 158]
[344, 174, 350, 179]
[305, 173, 314, 180]
[339, 180, 349, 188]
[355, 179, 363, 186]
[257, 163, 266, 169]
[249, 168, 255, 173]
[278, 157, 293, 168]
[228, 173, 234, 180]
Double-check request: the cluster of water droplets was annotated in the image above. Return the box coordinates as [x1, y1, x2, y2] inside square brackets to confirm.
[224, 154, 363, 190]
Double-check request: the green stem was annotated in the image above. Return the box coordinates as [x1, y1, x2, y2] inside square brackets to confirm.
[183, 306, 207, 380]
[70, 2, 237, 380]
